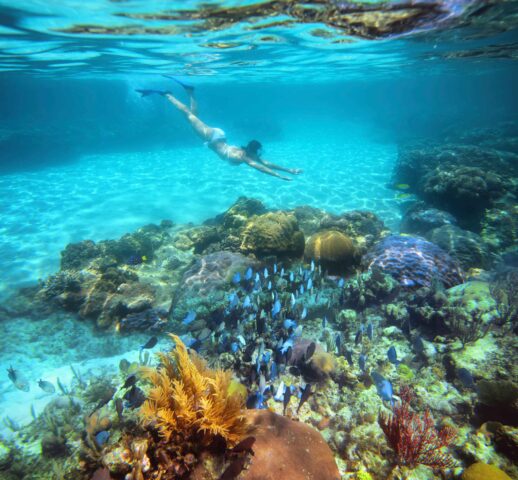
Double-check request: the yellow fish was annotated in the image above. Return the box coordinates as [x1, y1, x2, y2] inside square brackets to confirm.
[394, 183, 410, 190]
[142, 255, 147, 262]
[395, 193, 412, 200]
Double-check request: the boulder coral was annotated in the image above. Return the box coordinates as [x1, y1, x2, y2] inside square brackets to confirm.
[239, 410, 340, 480]
[461, 462, 512, 480]
[240, 211, 305, 258]
[427, 224, 493, 270]
[422, 165, 507, 219]
[319, 210, 388, 255]
[400, 202, 457, 236]
[305, 229, 356, 273]
[362, 235, 463, 289]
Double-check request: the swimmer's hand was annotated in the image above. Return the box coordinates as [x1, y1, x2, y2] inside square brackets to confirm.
[289, 168, 303, 175]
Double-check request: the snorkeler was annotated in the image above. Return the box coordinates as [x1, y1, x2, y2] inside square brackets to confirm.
[136, 77, 302, 181]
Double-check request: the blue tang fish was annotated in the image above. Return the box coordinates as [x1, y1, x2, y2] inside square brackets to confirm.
[232, 272, 241, 284]
[270, 361, 278, 381]
[371, 371, 394, 406]
[243, 295, 251, 309]
[280, 337, 294, 354]
[228, 293, 239, 309]
[245, 267, 253, 281]
[182, 311, 196, 325]
[457, 368, 476, 389]
[272, 299, 281, 317]
[387, 346, 400, 365]
[283, 319, 297, 329]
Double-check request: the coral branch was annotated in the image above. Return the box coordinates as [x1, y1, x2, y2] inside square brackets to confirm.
[379, 386, 456, 470]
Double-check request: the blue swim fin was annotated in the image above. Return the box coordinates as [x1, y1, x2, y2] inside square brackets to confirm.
[135, 89, 169, 97]
[162, 75, 195, 93]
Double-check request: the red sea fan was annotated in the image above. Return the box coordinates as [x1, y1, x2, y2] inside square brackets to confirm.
[379, 386, 457, 470]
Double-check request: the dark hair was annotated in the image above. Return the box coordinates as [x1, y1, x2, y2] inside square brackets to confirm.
[243, 140, 262, 157]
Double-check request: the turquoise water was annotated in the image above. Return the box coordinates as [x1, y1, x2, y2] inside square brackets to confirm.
[0, 1, 517, 479]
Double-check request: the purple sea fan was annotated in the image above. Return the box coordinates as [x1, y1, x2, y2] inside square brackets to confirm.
[362, 235, 463, 289]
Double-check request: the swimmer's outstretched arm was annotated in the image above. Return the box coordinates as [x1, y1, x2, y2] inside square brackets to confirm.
[243, 157, 293, 181]
[258, 158, 303, 175]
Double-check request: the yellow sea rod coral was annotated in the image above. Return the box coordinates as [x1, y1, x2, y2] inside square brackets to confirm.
[139, 334, 248, 447]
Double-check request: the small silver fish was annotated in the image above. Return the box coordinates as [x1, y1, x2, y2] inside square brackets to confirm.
[7, 366, 29, 392]
[38, 379, 56, 394]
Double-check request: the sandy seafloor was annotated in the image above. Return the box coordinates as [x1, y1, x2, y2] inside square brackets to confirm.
[0, 135, 401, 439]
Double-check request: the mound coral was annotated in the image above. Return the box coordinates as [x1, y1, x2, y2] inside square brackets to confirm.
[461, 462, 512, 480]
[235, 410, 340, 480]
[305, 230, 356, 273]
[400, 202, 457, 236]
[140, 334, 248, 452]
[363, 235, 463, 289]
[427, 225, 493, 270]
[239, 211, 305, 258]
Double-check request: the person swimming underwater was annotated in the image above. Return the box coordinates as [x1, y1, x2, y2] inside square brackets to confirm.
[136, 77, 302, 181]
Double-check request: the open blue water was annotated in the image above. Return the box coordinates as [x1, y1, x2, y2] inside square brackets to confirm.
[0, 0, 517, 467]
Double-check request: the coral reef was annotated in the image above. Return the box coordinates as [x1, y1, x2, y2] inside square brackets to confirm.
[481, 206, 518, 250]
[400, 202, 457, 236]
[239, 211, 305, 258]
[422, 165, 507, 219]
[362, 235, 464, 289]
[427, 225, 493, 270]
[305, 229, 356, 274]
[4, 134, 518, 480]
[234, 410, 340, 480]
[319, 210, 388, 256]
[393, 132, 518, 232]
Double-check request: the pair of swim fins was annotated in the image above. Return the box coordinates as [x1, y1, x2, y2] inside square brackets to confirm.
[136, 75, 194, 97]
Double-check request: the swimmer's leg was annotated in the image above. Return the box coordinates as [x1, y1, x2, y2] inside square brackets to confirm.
[162, 75, 197, 114]
[165, 93, 212, 142]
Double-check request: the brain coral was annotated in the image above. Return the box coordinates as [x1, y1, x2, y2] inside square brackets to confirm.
[362, 235, 463, 289]
[305, 230, 356, 273]
[240, 212, 305, 257]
